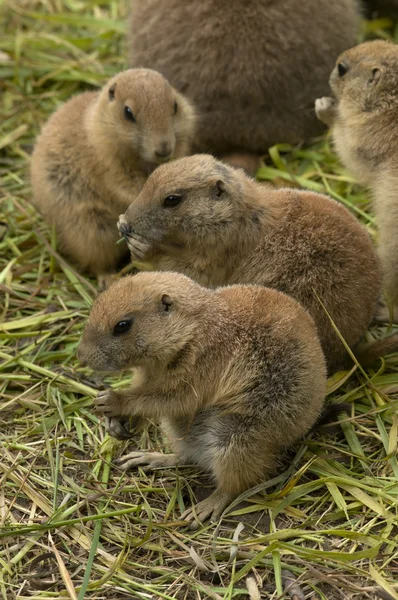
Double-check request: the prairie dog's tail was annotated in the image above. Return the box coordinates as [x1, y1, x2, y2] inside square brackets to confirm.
[354, 332, 398, 367]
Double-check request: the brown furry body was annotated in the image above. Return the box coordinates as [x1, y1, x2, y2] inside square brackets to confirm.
[30, 69, 195, 286]
[127, 0, 360, 163]
[315, 41, 398, 309]
[78, 272, 326, 524]
[118, 155, 382, 374]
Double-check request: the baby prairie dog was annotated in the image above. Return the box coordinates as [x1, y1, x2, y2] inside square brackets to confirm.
[78, 271, 327, 524]
[118, 154, 388, 374]
[30, 68, 195, 288]
[315, 41, 398, 311]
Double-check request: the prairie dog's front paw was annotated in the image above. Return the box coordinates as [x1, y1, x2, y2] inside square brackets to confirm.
[126, 233, 152, 261]
[117, 215, 152, 260]
[94, 389, 123, 417]
[315, 96, 337, 127]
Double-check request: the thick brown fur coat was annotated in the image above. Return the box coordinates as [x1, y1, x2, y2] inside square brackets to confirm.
[78, 271, 326, 524]
[30, 68, 195, 285]
[127, 0, 360, 164]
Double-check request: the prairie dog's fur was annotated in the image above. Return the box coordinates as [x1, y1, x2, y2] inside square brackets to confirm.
[315, 41, 398, 308]
[78, 272, 326, 524]
[127, 0, 360, 166]
[30, 69, 195, 286]
[118, 154, 384, 374]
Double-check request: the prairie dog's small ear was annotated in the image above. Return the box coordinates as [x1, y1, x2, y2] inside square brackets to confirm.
[214, 179, 226, 198]
[108, 83, 116, 100]
[161, 294, 173, 312]
[337, 61, 348, 77]
[368, 67, 381, 86]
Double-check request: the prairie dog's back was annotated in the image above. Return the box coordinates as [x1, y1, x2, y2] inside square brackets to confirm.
[128, 0, 359, 153]
[30, 92, 97, 215]
[218, 284, 326, 393]
[233, 189, 381, 369]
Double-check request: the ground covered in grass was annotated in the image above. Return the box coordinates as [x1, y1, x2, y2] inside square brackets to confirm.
[1, 2, 398, 599]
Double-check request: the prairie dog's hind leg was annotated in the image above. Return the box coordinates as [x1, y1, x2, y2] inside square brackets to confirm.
[181, 413, 280, 528]
[115, 451, 179, 472]
[181, 487, 235, 526]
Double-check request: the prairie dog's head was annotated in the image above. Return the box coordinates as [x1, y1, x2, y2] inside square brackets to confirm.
[93, 68, 195, 166]
[119, 154, 271, 254]
[330, 41, 398, 114]
[78, 272, 211, 372]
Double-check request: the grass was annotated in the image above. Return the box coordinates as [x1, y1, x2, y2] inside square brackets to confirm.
[1, 2, 398, 599]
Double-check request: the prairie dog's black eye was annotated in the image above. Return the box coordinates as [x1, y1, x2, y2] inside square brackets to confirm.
[174, 101, 178, 115]
[124, 106, 136, 122]
[113, 319, 132, 335]
[337, 62, 348, 77]
[163, 195, 182, 208]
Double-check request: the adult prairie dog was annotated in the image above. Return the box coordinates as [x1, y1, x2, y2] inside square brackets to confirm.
[78, 271, 326, 524]
[315, 40, 398, 311]
[117, 154, 388, 373]
[127, 0, 360, 172]
[30, 68, 195, 288]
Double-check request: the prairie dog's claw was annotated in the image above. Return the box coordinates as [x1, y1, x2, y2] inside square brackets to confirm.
[181, 490, 233, 529]
[115, 451, 178, 471]
[93, 389, 121, 416]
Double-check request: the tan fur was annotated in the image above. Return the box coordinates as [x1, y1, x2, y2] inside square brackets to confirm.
[30, 68, 195, 284]
[127, 0, 360, 162]
[78, 271, 326, 523]
[315, 40, 398, 307]
[118, 154, 383, 374]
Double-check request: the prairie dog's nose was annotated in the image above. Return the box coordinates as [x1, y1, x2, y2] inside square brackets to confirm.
[118, 214, 131, 237]
[155, 142, 173, 159]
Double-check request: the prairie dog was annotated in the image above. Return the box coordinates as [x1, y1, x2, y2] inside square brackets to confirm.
[118, 154, 385, 374]
[315, 41, 398, 309]
[78, 271, 327, 524]
[30, 68, 195, 287]
[127, 0, 360, 168]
